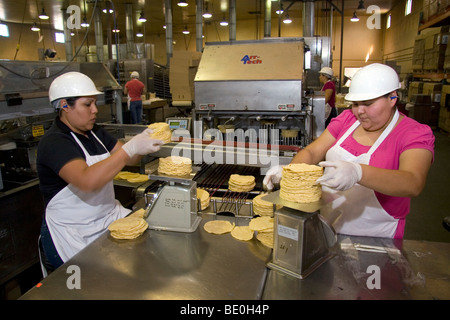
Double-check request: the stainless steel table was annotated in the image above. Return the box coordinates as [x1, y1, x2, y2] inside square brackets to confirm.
[263, 236, 450, 300]
[20, 215, 450, 300]
[20, 215, 271, 300]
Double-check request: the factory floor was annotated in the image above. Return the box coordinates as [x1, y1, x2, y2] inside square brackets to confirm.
[404, 129, 450, 243]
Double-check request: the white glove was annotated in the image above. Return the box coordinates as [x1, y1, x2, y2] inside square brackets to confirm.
[316, 160, 362, 191]
[262, 165, 284, 191]
[122, 128, 164, 158]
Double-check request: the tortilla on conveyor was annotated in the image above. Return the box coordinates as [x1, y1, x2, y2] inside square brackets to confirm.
[228, 174, 256, 192]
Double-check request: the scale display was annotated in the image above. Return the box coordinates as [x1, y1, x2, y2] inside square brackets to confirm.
[167, 118, 191, 130]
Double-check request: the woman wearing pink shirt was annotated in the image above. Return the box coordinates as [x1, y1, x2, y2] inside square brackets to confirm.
[264, 63, 434, 238]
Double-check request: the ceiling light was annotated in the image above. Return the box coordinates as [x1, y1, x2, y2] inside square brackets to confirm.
[31, 22, 40, 31]
[112, 29, 120, 33]
[177, 1, 188, 7]
[136, 30, 143, 37]
[182, 26, 190, 34]
[283, 14, 292, 24]
[357, 0, 365, 10]
[350, 11, 359, 22]
[39, 8, 49, 20]
[102, 7, 114, 13]
[203, 11, 212, 19]
[138, 11, 147, 22]
[220, 16, 228, 26]
[81, 17, 89, 28]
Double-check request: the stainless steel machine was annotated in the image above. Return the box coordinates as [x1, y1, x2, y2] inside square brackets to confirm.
[193, 37, 330, 150]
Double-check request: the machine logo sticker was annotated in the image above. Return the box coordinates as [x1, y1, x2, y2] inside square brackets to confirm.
[241, 55, 262, 64]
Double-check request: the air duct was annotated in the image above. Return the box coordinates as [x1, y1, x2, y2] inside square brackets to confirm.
[229, 0, 236, 41]
[125, 3, 135, 59]
[94, 6, 104, 62]
[165, 0, 173, 66]
[264, 0, 271, 38]
[196, 0, 203, 52]
[303, 0, 315, 37]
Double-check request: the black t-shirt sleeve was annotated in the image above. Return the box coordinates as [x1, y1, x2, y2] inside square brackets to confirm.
[37, 132, 85, 175]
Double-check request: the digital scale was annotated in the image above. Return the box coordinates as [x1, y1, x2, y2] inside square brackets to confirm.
[143, 169, 201, 233]
[262, 191, 337, 279]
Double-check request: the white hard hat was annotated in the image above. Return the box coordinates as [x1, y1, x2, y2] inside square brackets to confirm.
[345, 63, 400, 101]
[319, 67, 334, 77]
[130, 71, 139, 78]
[49, 71, 102, 103]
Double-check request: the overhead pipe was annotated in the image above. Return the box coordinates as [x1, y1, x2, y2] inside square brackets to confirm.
[196, 0, 203, 52]
[165, 0, 173, 66]
[94, 6, 104, 62]
[303, 0, 315, 37]
[125, 3, 135, 59]
[229, 0, 236, 41]
[264, 0, 271, 38]
[63, 9, 73, 61]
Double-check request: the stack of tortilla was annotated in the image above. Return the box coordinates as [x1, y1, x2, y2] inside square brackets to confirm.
[197, 188, 210, 210]
[228, 174, 256, 192]
[114, 171, 149, 183]
[252, 193, 282, 217]
[249, 216, 274, 248]
[158, 156, 192, 176]
[280, 163, 323, 203]
[108, 216, 148, 240]
[148, 122, 172, 143]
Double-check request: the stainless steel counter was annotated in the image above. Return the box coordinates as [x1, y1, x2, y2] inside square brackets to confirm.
[20, 214, 450, 300]
[20, 214, 271, 300]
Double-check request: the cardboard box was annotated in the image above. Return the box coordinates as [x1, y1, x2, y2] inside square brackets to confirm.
[423, 82, 442, 103]
[408, 81, 424, 102]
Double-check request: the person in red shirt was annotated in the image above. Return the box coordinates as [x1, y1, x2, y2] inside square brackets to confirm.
[124, 71, 146, 124]
[319, 67, 337, 127]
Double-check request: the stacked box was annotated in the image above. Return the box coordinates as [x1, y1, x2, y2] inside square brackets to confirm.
[408, 81, 424, 102]
[422, 26, 449, 71]
[423, 82, 442, 103]
[169, 51, 202, 101]
[444, 40, 450, 69]
[423, 82, 442, 127]
[412, 35, 426, 70]
[439, 85, 450, 132]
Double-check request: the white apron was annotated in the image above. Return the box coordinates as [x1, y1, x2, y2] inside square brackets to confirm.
[45, 131, 130, 262]
[320, 109, 400, 238]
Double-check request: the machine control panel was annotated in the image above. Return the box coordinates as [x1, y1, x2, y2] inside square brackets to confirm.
[166, 117, 192, 131]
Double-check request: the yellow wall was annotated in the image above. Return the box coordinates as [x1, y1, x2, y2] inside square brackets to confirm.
[0, 1, 425, 82]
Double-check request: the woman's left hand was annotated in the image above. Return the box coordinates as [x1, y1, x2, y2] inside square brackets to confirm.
[316, 160, 362, 191]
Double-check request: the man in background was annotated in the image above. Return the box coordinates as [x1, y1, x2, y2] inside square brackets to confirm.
[124, 71, 146, 124]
